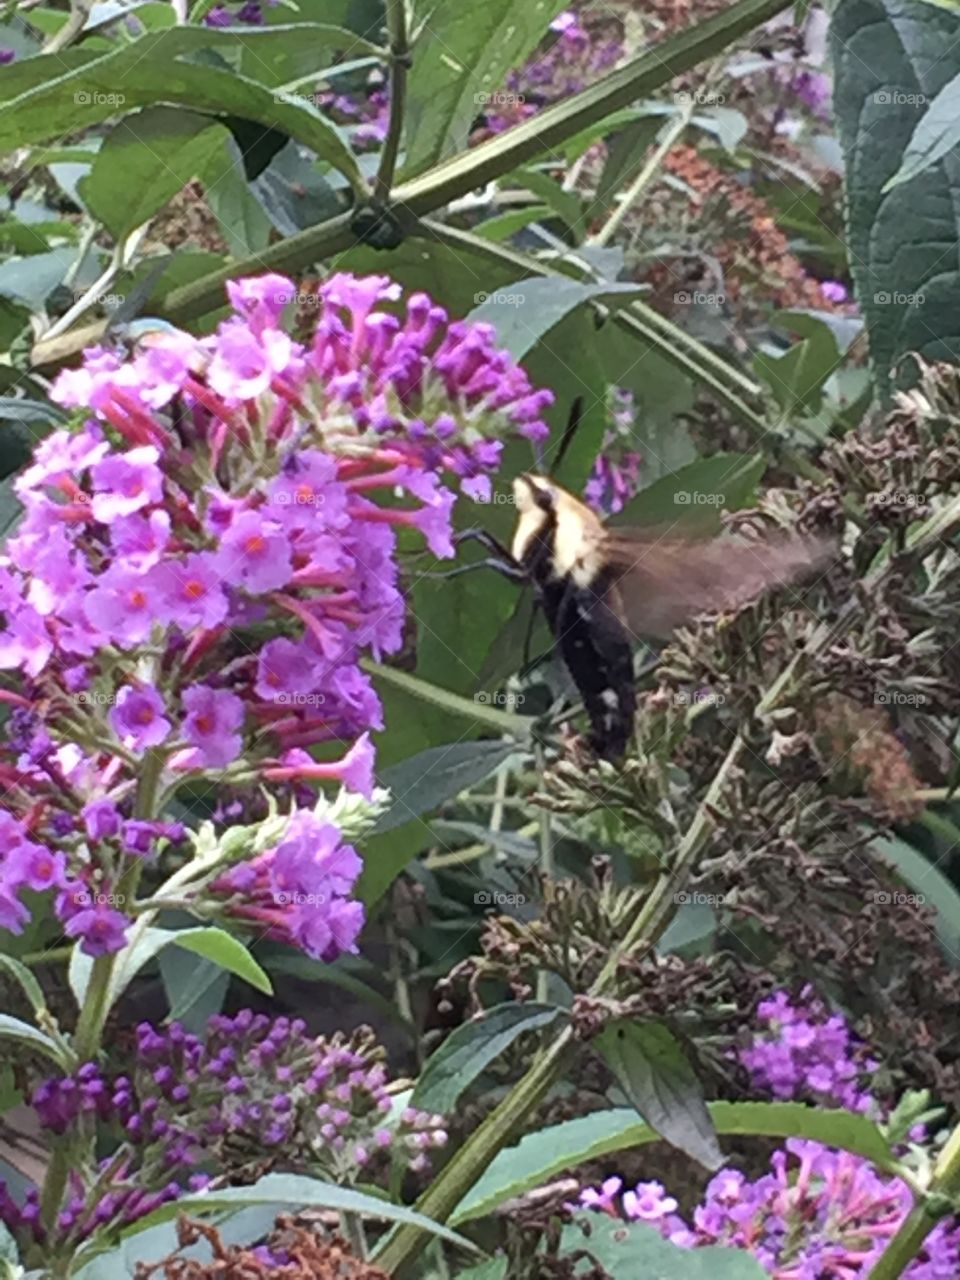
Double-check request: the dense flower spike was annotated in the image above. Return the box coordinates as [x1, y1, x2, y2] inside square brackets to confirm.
[3, 1014, 447, 1256]
[0, 271, 550, 957]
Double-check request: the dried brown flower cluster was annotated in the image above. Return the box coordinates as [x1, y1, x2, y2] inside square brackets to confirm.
[643, 144, 839, 315]
[136, 1218, 387, 1280]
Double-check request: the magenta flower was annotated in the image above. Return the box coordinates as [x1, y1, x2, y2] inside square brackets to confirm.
[6, 842, 67, 892]
[64, 906, 131, 956]
[83, 799, 121, 841]
[255, 637, 320, 701]
[109, 684, 172, 751]
[216, 510, 293, 593]
[15, 425, 109, 495]
[622, 1181, 678, 1222]
[207, 321, 294, 400]
[0, 603, 53, 676]
[153, 554, 228, 631]
[226, 274, 297, 330]
[180, 684, 245, 767]
[89, 446, 164, 522]
[83, 566, 160, 646]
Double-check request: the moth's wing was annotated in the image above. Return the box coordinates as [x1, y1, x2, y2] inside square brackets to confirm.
[603, 526, 834, 641]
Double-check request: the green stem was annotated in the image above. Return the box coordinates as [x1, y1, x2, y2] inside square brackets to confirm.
[589, 97, 695, 248]
[374, 0, 408, 201]
[361, 658, 534, 738]
[534, 744, 553, 1003]
[39, 748, 166, 1244]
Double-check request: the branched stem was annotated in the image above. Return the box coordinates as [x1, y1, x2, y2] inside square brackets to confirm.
[375, 0, 409, 201]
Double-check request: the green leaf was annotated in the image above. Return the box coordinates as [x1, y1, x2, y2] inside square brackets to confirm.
[465, 277, 648, 362]
[358, 739, 520, 906]
[451, 1101, 895, 1225]
[512, 167, 585, 239]
[595, 1019, 723, 1172]
[562, 1217, 766, 1279]
[402, 0, 569, 175]
[0, 955, 48, 1019]
[874, 834, 960, 953]
[455, 1262, 507, 1280]
[71, 925, 271, 1009]
[371, 740, 520, 837]
[200, 132, 273, 257]
[124, 1171, 480, 1251]
[693, 105, 749, 151]
[0, 32, 362, 188]
[80, 108, 230, 240]
[0, 1015, 70, 1068]
[159, 948, 230, 1030]
[831, 0, 960, 400]
[0, 248, 75, 309]
[411, 1003, 563, 1112]
[612, 452, 765, 532]
[594, 113, 665, 213]
[262, 949, 414, 1033]
[171, 928, 273, 995]
[474, 205, 555, 242]
[884, 68, 960, 189]
[754, 322, 841, 417]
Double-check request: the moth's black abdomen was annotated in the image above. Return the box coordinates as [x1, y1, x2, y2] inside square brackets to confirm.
[552, 577, 636, 760]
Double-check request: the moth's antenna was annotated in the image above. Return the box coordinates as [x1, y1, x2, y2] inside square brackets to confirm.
[549, 397, 583, 477]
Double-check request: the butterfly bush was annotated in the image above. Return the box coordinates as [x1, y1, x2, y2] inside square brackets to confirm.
[579, 989, 960, 1277]
[0, 271, 550, 960]
[3, 1011, 446, 1252]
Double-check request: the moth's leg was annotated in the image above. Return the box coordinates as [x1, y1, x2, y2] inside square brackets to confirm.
[454, 527, 517, 563]
[424, 557, 526, 583]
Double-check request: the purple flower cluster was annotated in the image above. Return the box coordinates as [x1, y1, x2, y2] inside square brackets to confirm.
[580, 1149, 960, 1277]
[321, 76, 390, 150]
[738, 986, 879, 1113]
[4, 1012, 446, 1255]
[584, 390, 642, 516]
[0, 270, 550, 958]
[579, 990, 960, 1277]
[480, 10, 622, 137]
